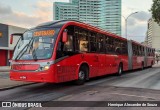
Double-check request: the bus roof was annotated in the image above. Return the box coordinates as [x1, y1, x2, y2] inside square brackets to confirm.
[131, 40, 154, 49]
[35, 20, 127, 41]
[33, 20, 155, 49]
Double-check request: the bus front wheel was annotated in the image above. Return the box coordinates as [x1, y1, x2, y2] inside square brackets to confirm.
[75, 66, 87, 85]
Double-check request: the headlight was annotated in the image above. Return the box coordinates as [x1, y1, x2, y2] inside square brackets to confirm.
[44, 65, 50, 70]
[42, 65, 50, 71]
[39, 65, 50, 71]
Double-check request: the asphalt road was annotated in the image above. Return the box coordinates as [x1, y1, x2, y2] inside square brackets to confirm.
[1, 65, 160, 110]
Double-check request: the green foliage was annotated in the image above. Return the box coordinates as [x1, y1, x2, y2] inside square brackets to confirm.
[150, 0, 160, 24]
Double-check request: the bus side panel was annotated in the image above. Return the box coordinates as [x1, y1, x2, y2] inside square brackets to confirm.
[105, 54, 118, 74]
[84, 53, 99, 78]
[144, 47, 148, 67]
[54, 55, 79, 83]
[54, 53, 100, 83]
[147, 57, 154, 67]
[137, 56, 144, 68]
[132, 56, 143, 69]
[98, 54, 108, 76]
[119, 55, 129, 71]
[132, 56, 137, 69]
[146, 57, 150, 67]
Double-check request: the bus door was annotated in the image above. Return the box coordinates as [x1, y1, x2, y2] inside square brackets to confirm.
[132, 44, 137, 69]
[97, 54, 106, 76]
[96, 34, 106, 76]
[105, 37, 117, 74]
[105, 54, 116, 74]
[89, 53, 99, 77]
[55, 27, 77, 82]
[89, 46, 99, 77]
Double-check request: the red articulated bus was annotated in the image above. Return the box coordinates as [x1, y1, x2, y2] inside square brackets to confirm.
[10, 20, 155, 84]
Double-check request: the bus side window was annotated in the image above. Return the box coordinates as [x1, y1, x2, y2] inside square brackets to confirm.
[74, 27, 79, 51]
[79, 29, 89, 52]
[97, 34, 105, 53]
[56, 26, 74, 59]
[115, 39, 121, 54]
[110, 38, 115, 54]
[133, 44, 136, 56]
[90, 32, 97, 52]
[63, 35, 73, 52]
[122, 41, 128, 55]
[105, 36, 109, 53]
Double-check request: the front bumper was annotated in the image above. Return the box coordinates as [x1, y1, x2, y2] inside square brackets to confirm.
[10, 68, 56, 83]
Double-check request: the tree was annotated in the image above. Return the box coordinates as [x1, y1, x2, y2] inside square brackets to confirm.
[150, 0, 160, 24]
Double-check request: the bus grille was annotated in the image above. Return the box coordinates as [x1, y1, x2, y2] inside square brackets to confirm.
[12, 64, 40, 71]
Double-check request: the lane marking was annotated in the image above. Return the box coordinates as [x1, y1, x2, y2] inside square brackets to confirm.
[86, 77, 116, 86]
[109, 93, 156, 100]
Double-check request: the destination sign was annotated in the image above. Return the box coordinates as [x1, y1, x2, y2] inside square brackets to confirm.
[33, 30, 55, 37]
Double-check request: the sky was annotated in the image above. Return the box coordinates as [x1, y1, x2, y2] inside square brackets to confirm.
[0, 0, 153, 42]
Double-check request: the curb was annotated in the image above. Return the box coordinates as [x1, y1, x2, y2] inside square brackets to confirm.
[0, 71, 9, 72]
[0, 82, 37, 91]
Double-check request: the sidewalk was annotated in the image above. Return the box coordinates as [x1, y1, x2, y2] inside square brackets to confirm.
[0, 66, 10, 72]
[0, 66, 34, 90]
[153, 61, 160, 67]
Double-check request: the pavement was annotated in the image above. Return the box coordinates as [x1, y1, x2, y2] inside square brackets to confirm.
[0, 66, 10, 72]
[0, 63, 160, 109]
[0, 62, 159, 90]
[0, 66, 34, 90]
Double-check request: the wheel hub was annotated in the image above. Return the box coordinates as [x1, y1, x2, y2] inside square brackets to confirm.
[79, 71, 85, 80]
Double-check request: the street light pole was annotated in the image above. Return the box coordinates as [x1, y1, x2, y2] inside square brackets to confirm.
[123, 12, 139, 39]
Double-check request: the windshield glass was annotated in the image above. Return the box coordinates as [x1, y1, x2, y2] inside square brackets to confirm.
[12, 28, 59, 60]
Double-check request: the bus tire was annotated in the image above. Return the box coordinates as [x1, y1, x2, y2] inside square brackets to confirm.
[151, 61, 154, 67]
[141, 62, 144, 70]
[75, 66, 87, 85]
[149, 61, 153, 68]
[117, 64, 123, 76]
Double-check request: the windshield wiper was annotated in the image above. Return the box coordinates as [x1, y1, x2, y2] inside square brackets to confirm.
[15, 38, 34, 60]
[32, 49, 38, 61]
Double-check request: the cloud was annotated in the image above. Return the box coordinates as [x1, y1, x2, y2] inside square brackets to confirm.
[36, 1, 53, 8]
[5, 12, 45, 28]
[121, 11, 151, 42]
[31, 1, 53, 21]
[0, 0, 151, 43]
[0, 3, 12, 15]
[133, 11, 151, 22]
[0, 1, 52, 28]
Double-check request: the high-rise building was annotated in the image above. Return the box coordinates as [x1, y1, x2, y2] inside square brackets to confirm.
[53, 0, 121, 35]
[146, 18, 160, 50]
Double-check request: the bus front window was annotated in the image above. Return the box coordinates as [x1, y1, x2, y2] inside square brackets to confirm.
[12, 29, 58, 60]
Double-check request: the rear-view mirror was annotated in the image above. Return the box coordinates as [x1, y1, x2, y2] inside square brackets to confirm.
[62, 30, 68, 43]
[10, 35, 13, 44]
[10, 33, 23, 44]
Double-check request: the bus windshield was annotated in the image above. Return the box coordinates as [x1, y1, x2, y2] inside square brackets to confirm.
[12, 28, 59, 60]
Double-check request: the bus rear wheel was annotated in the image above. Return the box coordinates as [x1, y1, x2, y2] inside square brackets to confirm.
[141, 62, 144, 70]
[75, 66, 87, 85]
[117, 64, 123, 76]
[150, 61, 153, 68]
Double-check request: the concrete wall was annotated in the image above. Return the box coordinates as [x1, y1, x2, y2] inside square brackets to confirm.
[0, 24, 8, 47]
